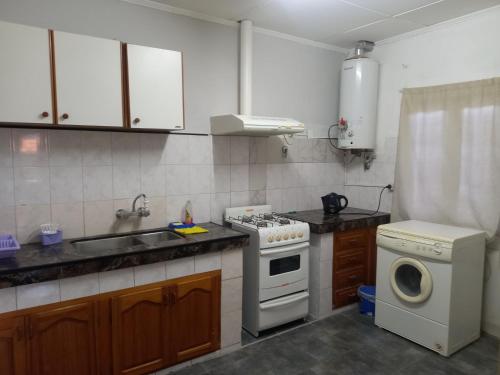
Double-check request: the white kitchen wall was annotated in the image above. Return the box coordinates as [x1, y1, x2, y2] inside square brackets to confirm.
[0, 129, 344, 243]
[350, 6, 500, 337]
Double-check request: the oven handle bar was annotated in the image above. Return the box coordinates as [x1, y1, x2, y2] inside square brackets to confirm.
[260, 242, 309, 256]
[260, 291, 309, 310]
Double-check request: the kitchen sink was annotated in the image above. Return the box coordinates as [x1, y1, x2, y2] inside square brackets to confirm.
[71, 231, 183, 252]
[135, 230, 183, 245]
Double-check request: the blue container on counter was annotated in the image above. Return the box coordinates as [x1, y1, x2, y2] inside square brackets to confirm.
[358, 285, 376, 316]
[41, 230, 63, 246]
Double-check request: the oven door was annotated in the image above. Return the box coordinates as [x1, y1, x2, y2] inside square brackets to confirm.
[259, 242, 309, 301]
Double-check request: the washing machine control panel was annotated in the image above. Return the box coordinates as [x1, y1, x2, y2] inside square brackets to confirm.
[377, 233, 452, 262]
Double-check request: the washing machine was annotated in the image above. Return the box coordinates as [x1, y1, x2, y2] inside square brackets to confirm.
[375, 220, 486, 356]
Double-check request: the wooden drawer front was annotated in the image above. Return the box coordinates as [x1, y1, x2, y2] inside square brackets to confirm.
[334, 286, 360, 308]
[335, 266, 366, 290]
[335, 250, 366, 271]
[336, 230, 368, 252]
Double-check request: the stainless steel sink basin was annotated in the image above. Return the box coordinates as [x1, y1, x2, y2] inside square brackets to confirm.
[136, 231, 183, 245]
[71, 231, 183, 252]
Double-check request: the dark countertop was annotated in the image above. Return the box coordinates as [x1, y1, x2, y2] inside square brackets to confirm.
[0, 223, 248, 289]
[281, 207, 390, 234]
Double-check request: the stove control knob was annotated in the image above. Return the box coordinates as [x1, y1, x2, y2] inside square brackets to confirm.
[275, 234, 281, 241]
[267, 235, 274, 243]
[290, 232, 296, 239]
[297, 232, 304, 238]
[283, 233, 289, 240]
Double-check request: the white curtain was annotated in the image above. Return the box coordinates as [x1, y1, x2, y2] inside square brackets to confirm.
[392, 78, 500, 238]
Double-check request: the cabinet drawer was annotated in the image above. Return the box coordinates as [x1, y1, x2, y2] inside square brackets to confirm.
[335, 249, 366, 271]
[336, 230, 368, 252]
[335, 266, 366, 290]
[334, 286, 360, 308]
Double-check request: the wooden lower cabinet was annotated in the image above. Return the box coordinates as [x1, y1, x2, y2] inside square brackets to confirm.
[0, 317, 27, 375]
[111, 285, 171, 375]
[333, 227, 378, 308]
[0, 270, 221, 375]
[28, 301, 98, 375]
[170, 273, 221, 363]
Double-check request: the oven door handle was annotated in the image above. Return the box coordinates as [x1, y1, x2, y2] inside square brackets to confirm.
[260, 242, 309, 256]
[260, 291, 309, 310]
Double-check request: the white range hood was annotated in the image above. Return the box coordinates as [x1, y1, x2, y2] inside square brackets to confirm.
[210, 20, 305, 136]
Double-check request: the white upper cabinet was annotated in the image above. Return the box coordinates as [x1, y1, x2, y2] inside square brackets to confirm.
[0, 21, 53, 123]
[127, 44, 184, 130]
[54, 31, 123, 127]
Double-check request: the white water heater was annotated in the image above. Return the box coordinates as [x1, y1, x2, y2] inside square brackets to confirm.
[338, 48, 379, 149]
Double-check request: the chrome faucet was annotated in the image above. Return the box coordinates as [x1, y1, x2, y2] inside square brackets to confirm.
[116, 194, 151, 219]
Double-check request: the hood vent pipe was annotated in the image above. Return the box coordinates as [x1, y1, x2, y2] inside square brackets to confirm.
[240, 19, 253, 116]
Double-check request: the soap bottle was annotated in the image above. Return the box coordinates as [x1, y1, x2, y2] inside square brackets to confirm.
[184, 200, 193, 225]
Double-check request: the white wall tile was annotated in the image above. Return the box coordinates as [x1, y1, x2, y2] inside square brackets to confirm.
[189, 165, 212, 194]
[166, 195, 189, 223]
[14, 166, 50, 205]
[212, 165, 230, 193]
[48, 130, 82, 166]
[60, 273, 99, 301]
[83, 166, 113, 201]
[112, 199, 141, 233]
[221, 277, 242, 314]
[141, 164, 166, 197]
[164, 134, 190, 165]
[249, 137, 267, 164]
[166, 165, 190, 196]
[249, 164, 266, 190]
[99, 268, 134, 293]
[230, 191, 250, 207]
[319, 287, 333, 318]
[140, 133, 167, 166]
[113, 165, 140, 199]
[0, 206, 16, 236]
[139, 196, 166, 230]
[221, 248, 243, 280]
[221, 309, 242, 348]
[50, 166, 83, 203]
[210, 193, 230, 225]
[82, 132, 112, 166]
[12, 129, 48, 167]
[0, 128, 12, 168]
[190, 194, 211, 223]
[0, 167, 14, 207]
[230, 137, 249, 164]
[83, 200, 116, 236]
[134, 262, 167, 286]
[194, 251, 221, 273]
[230, 164, 249, 192]
[320, 234, 333, 261]
[0, 287, 16, 313]
[212, 136, 230, 165]
[266, 164, 283, 189]
[189, 136, 212, 165]
[51, 202, 84, 239]
[111, 133, 140, 167]
[320, 260, 333, 289]
[17, 280, 60, 309]
[249, 190, 266, 205]
[266, 189, 283, 213]
[166, 256, 195, 279]
[16, 204, 51, 243]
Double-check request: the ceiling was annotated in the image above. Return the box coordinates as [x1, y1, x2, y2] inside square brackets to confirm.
[152, 0, 500, 48]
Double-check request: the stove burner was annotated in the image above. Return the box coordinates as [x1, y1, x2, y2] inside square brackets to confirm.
[262, 213, 274, 221]
[256, 221, 268, 228]
[278, 218, 290, 225]
[241, 215, 253, 223]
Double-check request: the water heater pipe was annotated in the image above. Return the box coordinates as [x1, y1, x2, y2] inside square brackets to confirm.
[240, 19, 253, 116]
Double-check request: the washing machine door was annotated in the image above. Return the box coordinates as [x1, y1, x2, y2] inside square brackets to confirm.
[389, 257, 433, 303]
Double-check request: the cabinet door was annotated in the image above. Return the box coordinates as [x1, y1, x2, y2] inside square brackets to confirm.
[127, 44, 184, 130]
[170, 272, 220, 364]
[111, 286, 170, 375]
[0, 317, 27, 375]
[0, 21, 52, 123]
[54, 31, 123, 126]
[29, 301, 98, 375]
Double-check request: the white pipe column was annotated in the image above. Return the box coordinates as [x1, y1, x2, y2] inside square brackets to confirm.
[240, 19, 253, 116]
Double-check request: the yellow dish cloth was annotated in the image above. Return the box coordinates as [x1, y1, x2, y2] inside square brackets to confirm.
[174, 226, 208, 235]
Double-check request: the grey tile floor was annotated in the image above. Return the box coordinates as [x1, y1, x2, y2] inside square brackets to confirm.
[173, 310, 499, 375]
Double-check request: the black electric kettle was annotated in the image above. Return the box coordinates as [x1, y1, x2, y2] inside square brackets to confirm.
[321, 193, 348, 215]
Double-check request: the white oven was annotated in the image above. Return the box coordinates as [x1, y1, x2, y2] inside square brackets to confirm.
[259, 242, 309, 301]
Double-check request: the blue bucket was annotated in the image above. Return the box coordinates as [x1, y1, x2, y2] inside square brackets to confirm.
[358, 285, 376, 316]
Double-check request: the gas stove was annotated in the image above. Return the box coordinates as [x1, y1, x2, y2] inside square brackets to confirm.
[225, 205, 310, 249]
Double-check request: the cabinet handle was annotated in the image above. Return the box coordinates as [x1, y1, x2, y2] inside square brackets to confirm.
[133, 117, 141, 124]
[61, 113, 69, 120]
[41, 111, 49, 118]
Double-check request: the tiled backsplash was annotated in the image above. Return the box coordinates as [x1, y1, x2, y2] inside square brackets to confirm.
[0, 128, 346, 243]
